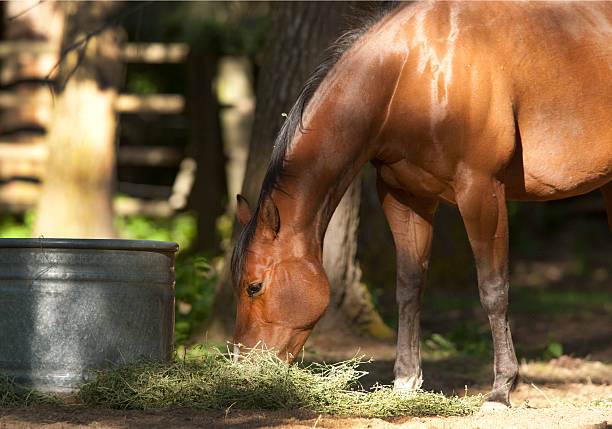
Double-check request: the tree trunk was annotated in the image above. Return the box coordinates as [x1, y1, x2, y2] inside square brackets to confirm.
[196, 2, 391, 344]
[1, 0, 64, 134]
[318, 174, 394, 339]
[33, 3, 124, 238]
[0, 1, 64, 212]
[358, 164, 398, 324]
[186, 48, 227, 255]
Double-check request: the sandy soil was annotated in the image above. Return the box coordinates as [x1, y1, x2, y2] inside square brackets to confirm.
[2, 301, 610, 428]
[1, 397, 610, 429]
[1, 354, 610, 429]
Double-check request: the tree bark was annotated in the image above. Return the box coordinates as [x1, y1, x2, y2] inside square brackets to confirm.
[1, 0, 64, 136]
[186, 48, 227, 255]
[318, 174, 394, 339]
[197, 2, 391, 344]
[0, 1, 64, 212]
[33, 2, 124, 238]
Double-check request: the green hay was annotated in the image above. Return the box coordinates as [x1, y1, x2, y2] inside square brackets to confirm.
[79, 346, 482, 417]
[0, 373, 63, 407]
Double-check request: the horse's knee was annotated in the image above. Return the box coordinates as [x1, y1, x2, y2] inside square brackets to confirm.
[396, 264, 427, 304]
[478, 279, 510, 315]
[396, 275, 421, 298]
[499, 359, 519, 383]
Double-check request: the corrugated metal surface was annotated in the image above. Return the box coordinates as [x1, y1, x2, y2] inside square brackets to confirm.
[0, 238, 177, 392]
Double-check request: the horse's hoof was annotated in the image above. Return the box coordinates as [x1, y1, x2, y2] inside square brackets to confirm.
[393, 375, 423, 391]
[480, 401, 510, 412]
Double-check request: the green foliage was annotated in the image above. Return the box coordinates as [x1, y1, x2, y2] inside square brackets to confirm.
[174, 256, 216, 345]
[0, 373, 63, 407]
[0, 211, 34, 238]
[589, 398, 612, 408]
[510, 288, 612, 317]
[363, 281, 383, 313]
[422, 290, 479, 314]
[122, 3, 267, 56]
[422, 286, 612, 320]
[542, 333, 564, 361]
[115, 213, 196, 252]
[0, 212, 198, 251]
[125, 71, 159, 95]
[421, 324, 491, 359]
[167, 3, 268, 55]
[79, 347, 482, 416]
[114, 213, 213, 344]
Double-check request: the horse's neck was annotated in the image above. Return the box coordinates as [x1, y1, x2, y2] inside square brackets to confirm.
[272, 128, 367, 250]
[268, 25, 411, 254]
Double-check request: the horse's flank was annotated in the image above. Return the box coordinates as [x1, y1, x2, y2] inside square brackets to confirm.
[372, 2, 612, 203]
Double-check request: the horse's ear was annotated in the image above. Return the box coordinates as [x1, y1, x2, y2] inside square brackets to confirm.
[259, 196, 280, 239]
[236, 194, 252, 226]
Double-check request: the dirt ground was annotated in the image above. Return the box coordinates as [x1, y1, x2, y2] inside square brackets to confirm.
[2, 296, 611, 429]
[1, 342, 610, 429]
[0, 405, 610, 429]
[2, 290, 611, 428]
[0, 381, 610, 429]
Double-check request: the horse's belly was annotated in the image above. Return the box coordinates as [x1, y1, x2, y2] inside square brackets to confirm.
[504, 140, 612, 201]
[505, 84, 612, 201]
[377, 160, 457, 204]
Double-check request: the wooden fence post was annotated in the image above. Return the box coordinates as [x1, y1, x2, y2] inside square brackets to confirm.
[186, 48, 227, 254]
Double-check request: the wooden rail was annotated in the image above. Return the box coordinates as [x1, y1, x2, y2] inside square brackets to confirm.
[0, 42, 193, 215]
[0, 92, 53, 109]
[0, 41, 189, 62]
[0, 142, 183, 169]
[0, 41, 57, 58]
[0, 92, 185, 115]
[120, 43, 189, 64]
[114, 94, 185, 115]
[117, 145, 183, 167]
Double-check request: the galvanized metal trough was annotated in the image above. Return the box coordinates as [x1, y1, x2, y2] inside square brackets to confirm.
[0, 238, 177, 392]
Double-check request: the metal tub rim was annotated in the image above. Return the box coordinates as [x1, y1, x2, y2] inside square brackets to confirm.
[0, 238, 179, 253]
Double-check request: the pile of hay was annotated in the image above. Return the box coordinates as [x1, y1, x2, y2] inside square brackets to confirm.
[79, 347, 482, 417]
[0, 373, 63, 407]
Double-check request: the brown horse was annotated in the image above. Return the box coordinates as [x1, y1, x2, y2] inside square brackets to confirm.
[232, 2, 612, 407]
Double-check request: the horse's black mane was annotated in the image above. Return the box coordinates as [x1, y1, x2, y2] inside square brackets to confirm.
[232, 2, 402, 287]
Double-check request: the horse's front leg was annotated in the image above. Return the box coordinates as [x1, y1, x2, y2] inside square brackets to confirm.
[377, 179, 437, 390]
[456, 176, 519, 407]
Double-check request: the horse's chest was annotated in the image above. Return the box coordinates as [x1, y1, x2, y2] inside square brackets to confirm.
[377, 160, 457, 204]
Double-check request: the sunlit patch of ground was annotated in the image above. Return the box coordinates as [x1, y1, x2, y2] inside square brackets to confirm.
[521, 356, 612, 385]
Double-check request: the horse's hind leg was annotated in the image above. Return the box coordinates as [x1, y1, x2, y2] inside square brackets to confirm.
[377, 178, 438, 390]
[456, 176, 518, 407]
[601, 181, 612, 232]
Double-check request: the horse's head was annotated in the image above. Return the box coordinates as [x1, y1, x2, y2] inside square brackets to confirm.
[231, 195, 330, 361]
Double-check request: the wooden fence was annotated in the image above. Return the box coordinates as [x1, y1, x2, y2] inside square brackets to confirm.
[0, 41, 196, 216]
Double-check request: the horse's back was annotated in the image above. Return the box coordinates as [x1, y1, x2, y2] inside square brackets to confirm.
[377, 2, 612, 201]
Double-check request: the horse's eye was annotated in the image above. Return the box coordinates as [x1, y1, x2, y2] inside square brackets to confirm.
[246, 281, 264, 297]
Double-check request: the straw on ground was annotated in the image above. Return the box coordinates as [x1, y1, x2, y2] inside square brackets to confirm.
[78, 346, 482, 417]
[0, 373, 63, 407]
